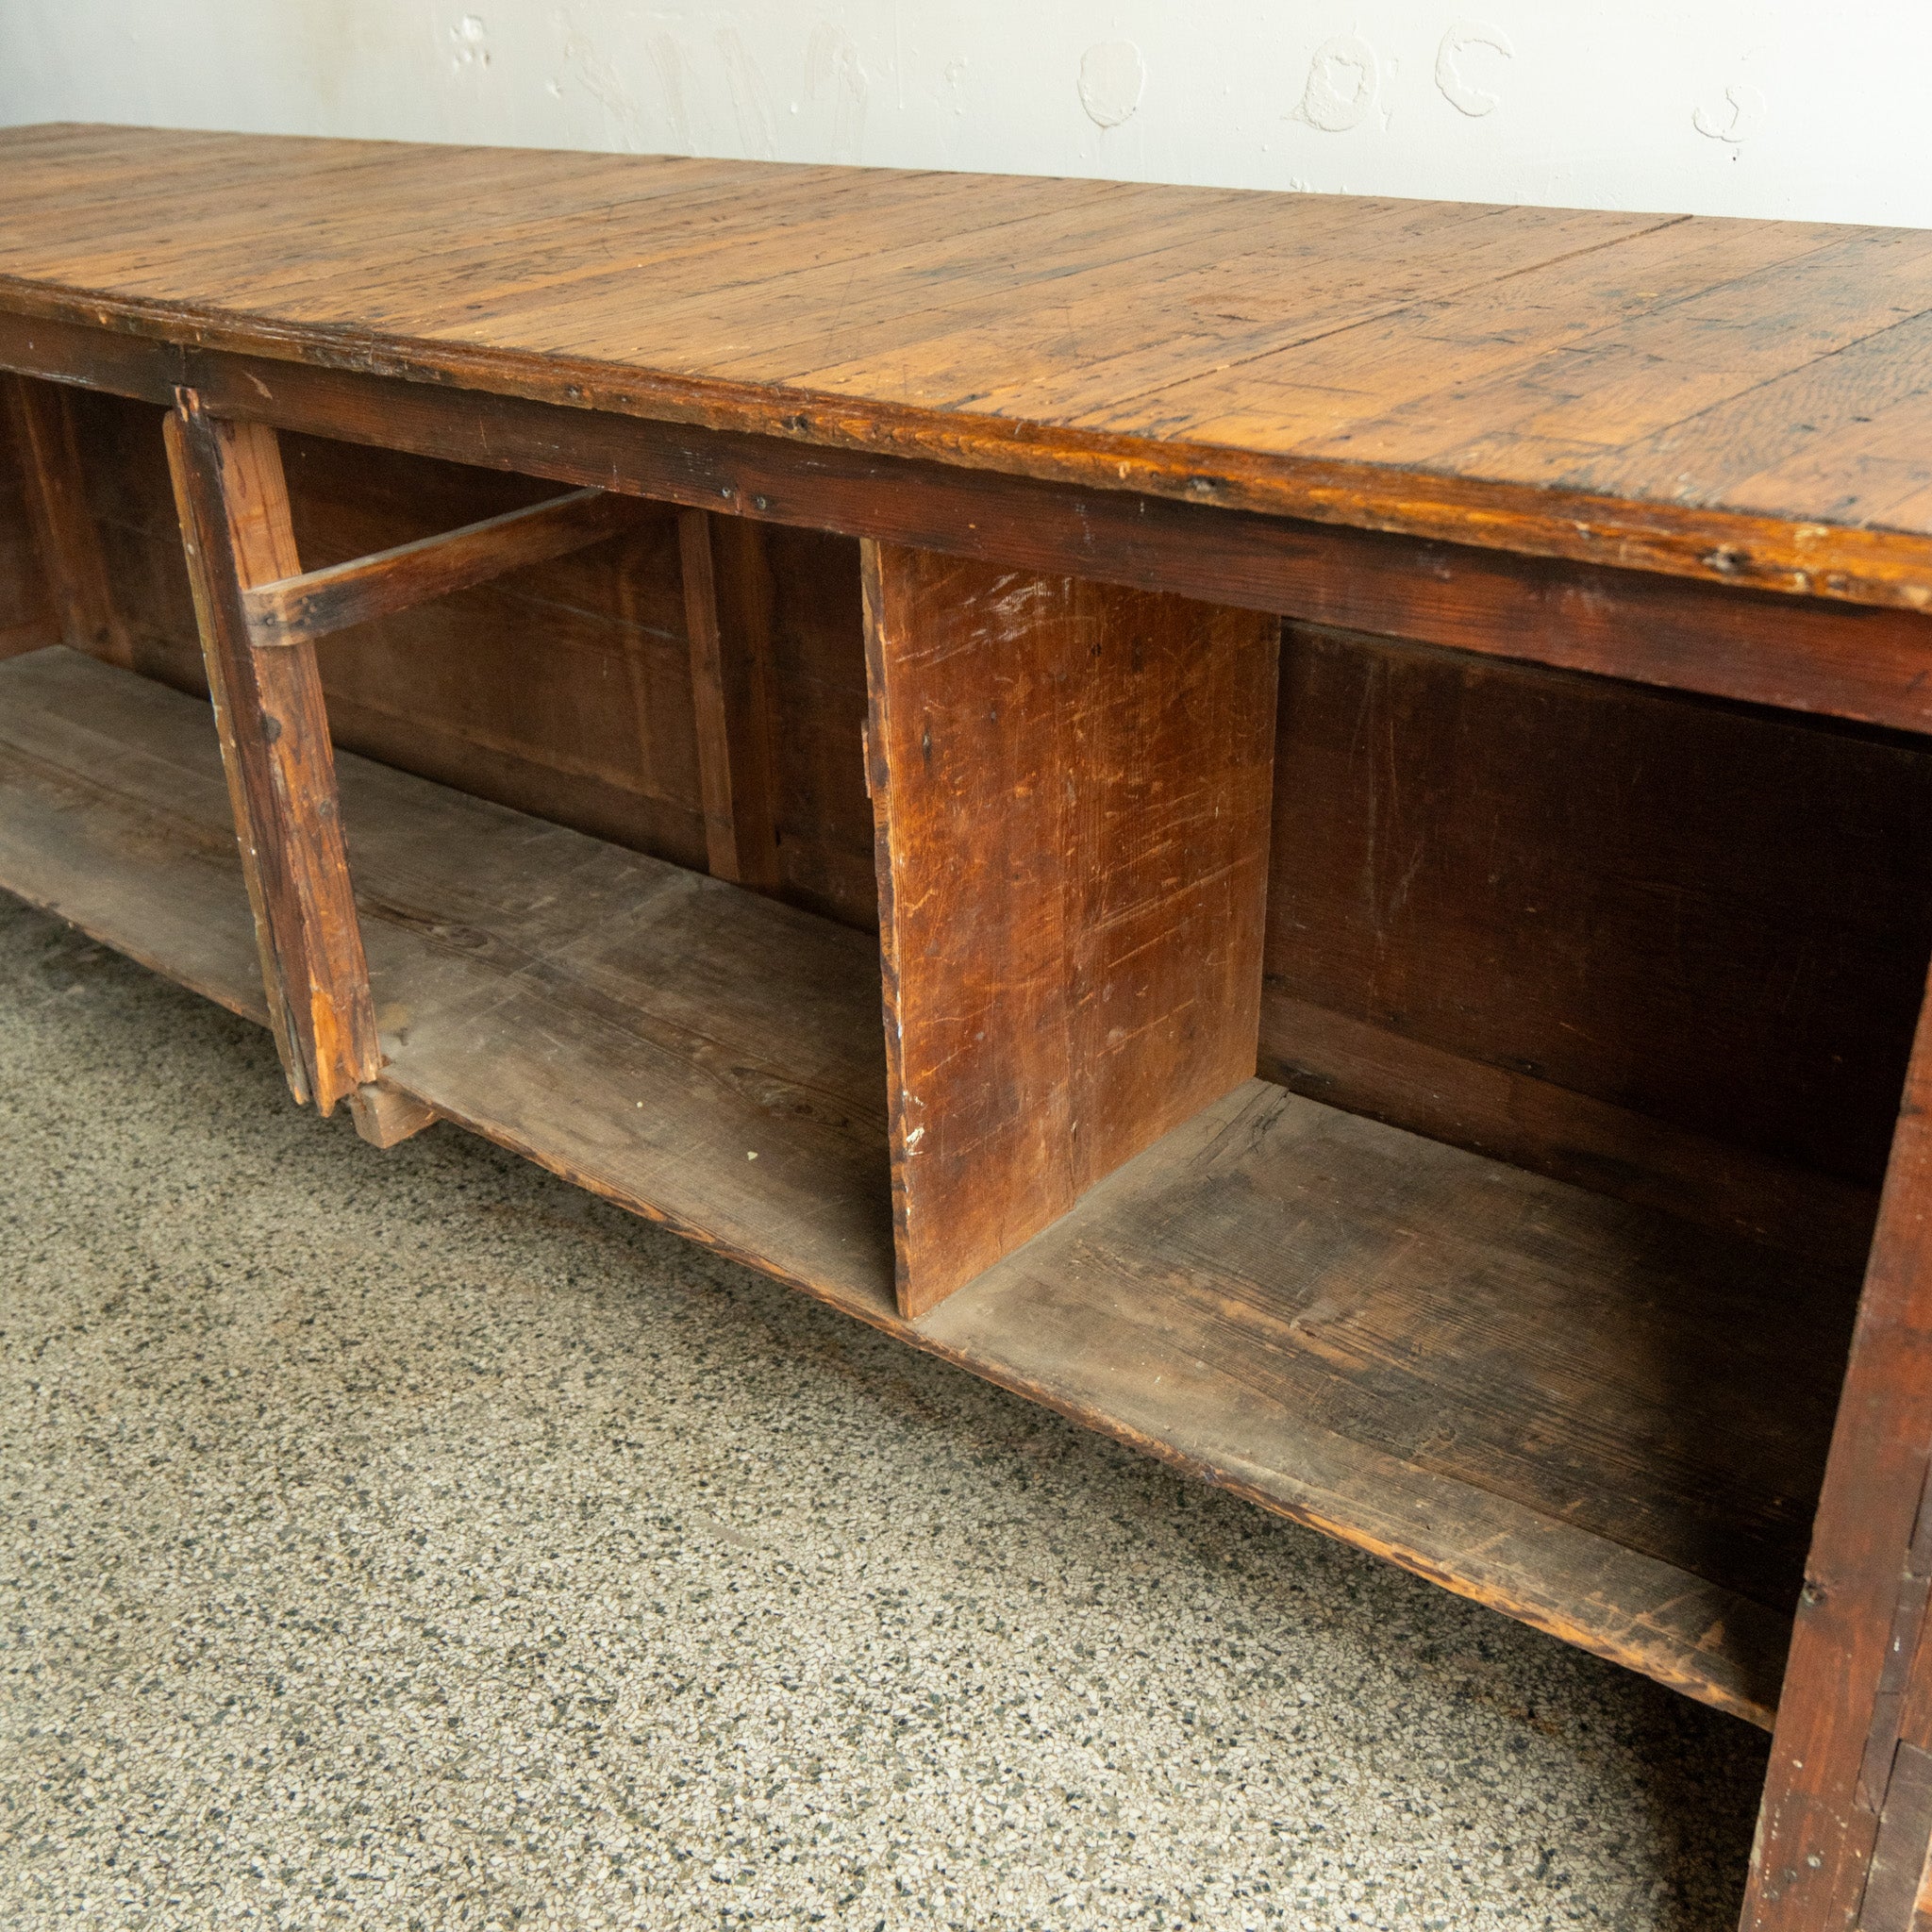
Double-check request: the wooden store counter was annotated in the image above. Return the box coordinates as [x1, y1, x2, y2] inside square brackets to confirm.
[5, 121, 1932, 1927]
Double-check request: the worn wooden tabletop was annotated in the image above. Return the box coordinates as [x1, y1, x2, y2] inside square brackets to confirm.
[5, 121, 1932, 606]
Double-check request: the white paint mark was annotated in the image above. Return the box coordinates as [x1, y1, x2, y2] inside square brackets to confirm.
[904, 1125, 924, 1152]
[449, 14, 491, 73]
[806, 23, 869, 162]
[645, 33, 694, 152]
[716, 25, 777, 158]
[1079, 41, 1145, 130]
[1294, 34, 1377, 133]
[1693, 82, 1767, 143]
[1435, 21, 1513, 118]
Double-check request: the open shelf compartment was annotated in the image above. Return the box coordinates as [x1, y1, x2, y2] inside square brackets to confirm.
[0, 644, 1865, 1727]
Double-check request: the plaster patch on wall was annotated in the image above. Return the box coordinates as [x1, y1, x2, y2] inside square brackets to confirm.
[1435, 21, 1512, 117]
[1693, 83, 1766, 143]
[1294, 34, 1377, 133]
[806, 23, 867, 162]
[449, 15, 491, 73]
[716, 25, 776, 159]
[1079, 42, 1145, 130]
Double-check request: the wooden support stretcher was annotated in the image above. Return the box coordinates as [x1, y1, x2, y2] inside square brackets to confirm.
[7, 121, 1932, 1927]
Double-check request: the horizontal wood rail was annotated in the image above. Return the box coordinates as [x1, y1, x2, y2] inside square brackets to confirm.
[241, 486, 642, 647]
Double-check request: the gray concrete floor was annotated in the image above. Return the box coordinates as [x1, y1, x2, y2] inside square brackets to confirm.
[0, 889, 1771, 1930]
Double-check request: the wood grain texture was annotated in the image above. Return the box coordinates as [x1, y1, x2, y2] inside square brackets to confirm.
[917, 1076, 1857, 1727]
[4, 375, 128, 667]
[242, 485, 643, 647]
[16, 321, 1932, 739]
[164, 391, 377, 1111]
[0, 644, 892, 1301]
[5, 125, 1932, 609]
[0, 388, 58, 658]
[1263, 625, 1932, 1198]
[1747, 967, 1932, 1927]
[0, 643, 1865, 1731]
[863, 541, 1279, 1315]
[679, 508, 780, 890]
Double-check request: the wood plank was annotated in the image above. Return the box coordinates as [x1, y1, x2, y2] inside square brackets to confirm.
[863, 541, 1279, 1315]
[164, 391, 377, 1111]
[1263, 623, 1932, 1200]
[15, 323, 1932, 735]
[0, 643, 1858, 1731]
[1746, 965, 1932, 1926]
[3, 375, 130, 667]
[1260, 991, 1881, 1273]
[679, 508, 780, 889]
[918, 1076, 1856, 1728]
[0, 384, 59, 660]
[7, 127, 1932, 609]
[242, 486, 644, 646]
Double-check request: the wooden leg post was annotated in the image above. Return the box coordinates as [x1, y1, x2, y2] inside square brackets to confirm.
[861, 541, 1280, 1317]
[163, 387, 379, 1115]
[1746, 967, 1932, 1929]
[4, 374, 131, 668]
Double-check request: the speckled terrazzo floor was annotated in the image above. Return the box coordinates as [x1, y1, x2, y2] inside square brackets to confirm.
[0, 888, 1771, 1931]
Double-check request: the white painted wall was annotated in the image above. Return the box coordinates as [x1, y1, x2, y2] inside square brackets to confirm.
[2, 2, 1927, 227]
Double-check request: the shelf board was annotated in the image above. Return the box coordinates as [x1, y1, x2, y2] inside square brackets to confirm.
[0, 646, 894, 1305]
[0, 646, 1862, 1726]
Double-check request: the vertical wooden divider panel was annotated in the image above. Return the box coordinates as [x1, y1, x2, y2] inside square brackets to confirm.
[4, 375, 131, 668]
[862, 540, 1280, 1318]
[680, 508, 781, 891]
[164, 390, 379, 1114]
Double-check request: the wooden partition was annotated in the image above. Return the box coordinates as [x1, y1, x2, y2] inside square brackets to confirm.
[861, 541, 1279, 1314]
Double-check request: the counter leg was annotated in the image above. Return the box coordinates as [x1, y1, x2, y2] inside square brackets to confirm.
[163, 387, 378, 1114]
[1747, 968, 1932, 1928]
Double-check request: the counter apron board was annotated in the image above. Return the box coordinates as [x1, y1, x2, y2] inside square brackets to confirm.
[6, 121, 1932, 1930]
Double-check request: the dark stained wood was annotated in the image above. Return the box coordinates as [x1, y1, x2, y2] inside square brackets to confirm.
[0, 641, 1871, 1733]
[4, 375, 129, 667]
[5, 124, 1932, 610]
[0, 389, 59, 658]
[863, 541, 1279, 1316]
[1747, 970, 1932, 1926]
[1261, 991, 1881, 1273]
[242, 485, 644, 647]
[164, 391, 378, 1111]
[13, 318, 1932, 738]
[679, 508, 780, 889]
[1263, 625, 1932, 1201]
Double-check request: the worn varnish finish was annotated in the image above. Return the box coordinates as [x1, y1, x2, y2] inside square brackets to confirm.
[8, 125, 1932, 1928]
[862, 542, 1278, 1315]
[7, 124, 1932, 609]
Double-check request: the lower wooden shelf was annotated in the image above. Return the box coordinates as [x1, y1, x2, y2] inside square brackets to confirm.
[0, 646, 1862, 1727]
